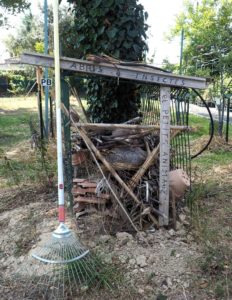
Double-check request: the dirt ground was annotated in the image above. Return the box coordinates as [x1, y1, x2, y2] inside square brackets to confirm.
[1, 175, 230, 300]
[0, 106, 231, 299]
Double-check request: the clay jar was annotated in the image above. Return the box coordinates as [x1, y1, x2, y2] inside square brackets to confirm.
[169, 169, 190, 199]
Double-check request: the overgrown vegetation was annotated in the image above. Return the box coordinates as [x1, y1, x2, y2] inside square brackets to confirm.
[170, 0, 232, 137]
[67, 0, 148, 122]
[0, 96, 56, 188]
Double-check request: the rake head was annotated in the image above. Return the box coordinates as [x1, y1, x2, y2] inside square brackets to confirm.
[32, 223, 89, 265]
[9, 224, 113, 299]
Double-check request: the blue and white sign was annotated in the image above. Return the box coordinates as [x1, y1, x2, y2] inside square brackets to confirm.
[41, 78, 52, 87]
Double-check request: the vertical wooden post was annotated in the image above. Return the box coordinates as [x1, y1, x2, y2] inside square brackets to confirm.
[36, 67, 44, 140]
[159, 86, 171, 226]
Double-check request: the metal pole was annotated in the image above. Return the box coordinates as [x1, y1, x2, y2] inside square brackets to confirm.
[226, 97, 230, 143]
[36, 67, 44, 140]
[44, 0, 49, 138]
[179, 29, 184, 75]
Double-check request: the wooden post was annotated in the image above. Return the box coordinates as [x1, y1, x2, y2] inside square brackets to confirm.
[159, 86, 171, 226]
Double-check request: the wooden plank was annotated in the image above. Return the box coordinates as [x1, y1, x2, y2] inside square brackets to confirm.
[159, 86, 171, 226]
[74, 196, 107, 204]
[14, 52, 207, 89]
[72, 187, 97, 194]
[74, 123, 189, 131]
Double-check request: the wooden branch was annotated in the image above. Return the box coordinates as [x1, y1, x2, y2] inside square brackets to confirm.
[63, 110, 160, 228]
[128, 130, 180, 190]
[62, 104, 140, 232]
[70, 86, 91, 123]
[77, 126, 159, 227]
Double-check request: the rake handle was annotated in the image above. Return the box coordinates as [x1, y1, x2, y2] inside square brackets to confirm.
[53, 0, 65, 223]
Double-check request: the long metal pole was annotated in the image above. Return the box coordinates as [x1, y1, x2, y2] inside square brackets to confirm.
[179, 29, 184, 75]
[226, 97, 230, 143]
[44, 0, 49, 138]
[53, 0, 65, 223]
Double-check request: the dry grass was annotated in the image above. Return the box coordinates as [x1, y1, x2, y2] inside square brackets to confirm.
[0, 96, 38, 112]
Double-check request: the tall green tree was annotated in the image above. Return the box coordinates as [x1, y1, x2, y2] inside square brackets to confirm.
[67, 0, 148, 123]
[0, 0, 30, 12]
[4, 6, 75, 58]
[170, 0, 232, 136]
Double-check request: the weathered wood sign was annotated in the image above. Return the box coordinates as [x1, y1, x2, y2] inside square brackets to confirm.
[7, 52, 208, 89]
[6, 52, 208, 227]
[159, 86, 171, 226]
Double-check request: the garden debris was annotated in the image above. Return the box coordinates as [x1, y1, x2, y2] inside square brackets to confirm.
[62, 105, 190, 230]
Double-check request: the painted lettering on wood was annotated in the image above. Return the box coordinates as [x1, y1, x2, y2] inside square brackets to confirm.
[19, 52, 207, 89]
[159, 86, 171, 226]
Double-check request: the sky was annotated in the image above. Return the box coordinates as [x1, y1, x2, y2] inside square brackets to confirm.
[0, 0, 185, 65]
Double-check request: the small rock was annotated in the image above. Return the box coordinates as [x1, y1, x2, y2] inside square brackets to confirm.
[118, 255, 127, 264]
[147, 254, 156, 264]
[187, 234, 194, 242]
[99, 235, 111, 243]
[183, 207, 190, 214]
[179, 213, 186, 222]
[138, 288, 144, 294]
[132, 268, 139, 274]
[145, 285, 153, 292]
[177, 229, 186, 236]
[136, 255, 147, 267]
[136, 232, 148, 244]
[104, 254, 112, 264]
[116, 232, 133, 246]
[166, 277, 172, 287]
[87, 241, 96, 248]
[176, 221, 182, 231]
[168, 229, 176, 236]
[199, 279, 208, 289]
[129, 258, 136, 266]
[183, 281, 190, 288]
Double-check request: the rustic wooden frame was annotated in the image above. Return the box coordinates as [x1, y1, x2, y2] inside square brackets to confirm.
[7, 52, 207, 227]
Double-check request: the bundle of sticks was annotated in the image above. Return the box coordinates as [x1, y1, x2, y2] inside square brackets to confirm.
[62, 104, 189, 231]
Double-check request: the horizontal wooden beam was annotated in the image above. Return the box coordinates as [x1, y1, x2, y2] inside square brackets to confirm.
[8, 52, 207, 89]
[74, 123, 189, 131]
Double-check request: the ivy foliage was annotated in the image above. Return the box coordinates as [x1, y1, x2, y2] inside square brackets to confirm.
[0, 0, 30, 13]
[67, 0, 148, 122]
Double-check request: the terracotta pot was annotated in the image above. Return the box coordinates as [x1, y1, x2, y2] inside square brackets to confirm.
[169, 169, 190, 198]
[72, 150, 87, 166]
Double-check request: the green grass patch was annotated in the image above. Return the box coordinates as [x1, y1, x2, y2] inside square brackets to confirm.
[193, 151, 232, 168]
[188, 114, 211, 139]
[0, 112, 37, 150]
[188, 113, 232, 140]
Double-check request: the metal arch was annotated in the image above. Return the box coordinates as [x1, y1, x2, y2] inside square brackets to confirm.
[191, 88, 214, 159]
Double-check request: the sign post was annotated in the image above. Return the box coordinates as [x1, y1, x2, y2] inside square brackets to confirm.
[159, 86, 171, 226]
